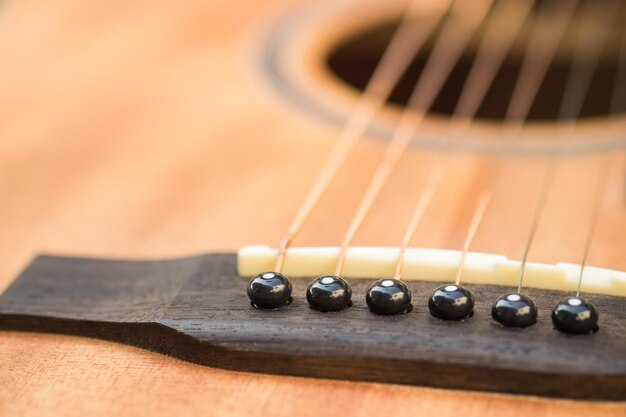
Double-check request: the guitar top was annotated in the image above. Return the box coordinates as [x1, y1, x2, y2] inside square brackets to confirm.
[0, 0, 625, 416]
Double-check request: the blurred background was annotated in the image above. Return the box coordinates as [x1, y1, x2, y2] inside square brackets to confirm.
[0, 0, 624, 290]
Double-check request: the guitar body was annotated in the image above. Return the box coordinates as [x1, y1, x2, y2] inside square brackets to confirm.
[0, 0, 624, 415]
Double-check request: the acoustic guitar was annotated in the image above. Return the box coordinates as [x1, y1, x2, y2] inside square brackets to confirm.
[0, 0, 625, 415]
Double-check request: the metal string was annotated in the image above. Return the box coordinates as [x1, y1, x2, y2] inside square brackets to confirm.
[452, 0, 578, 289]
[454, 191, 492, 285]
[461, 0, 579, 290]
[502, 0, 580, 139]
[516, 0, 621, 293]
[395, 0, 535, 280]
[576, 25, 626, 297]
[393, 166, 444, 279]
[333, 0, 496, 277]
[273, 0, 453, 272]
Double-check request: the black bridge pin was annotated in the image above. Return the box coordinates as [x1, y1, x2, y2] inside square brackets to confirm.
[306, 275, 352, 312]
[366, 278, 412, 315]
[552, 296, 599, 334]
[247, 271, 293, 309]
[428, 284, 475, 320]
[491, 292, 538, 328]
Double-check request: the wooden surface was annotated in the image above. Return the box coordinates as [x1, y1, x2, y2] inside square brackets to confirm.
[1, 254, 626, 400]
[0, 0, 625, 416]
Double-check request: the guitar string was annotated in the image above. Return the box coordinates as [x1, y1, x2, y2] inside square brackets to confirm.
[274, 0, 617, 282]
[515, 0, 621, 294]
[436, 0, 577, 285]
[272, 0, 453, 273]
[502, 0, 580, 140]
[404, 0, 616, 288]
[446, 0, 536, 138]
[394, 0, 535, 280]
[333, 0, 496, 277]
[454, 191, 492, 285]
[576, 25, 626, 297]
[454, 0, 579, 286]
[575, 160, 612, 296]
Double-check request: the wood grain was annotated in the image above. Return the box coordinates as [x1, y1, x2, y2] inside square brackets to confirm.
[0, 0, 624, 416]
[2, 254, 625, 400]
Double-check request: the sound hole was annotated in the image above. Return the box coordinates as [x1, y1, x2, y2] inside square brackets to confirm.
[327, 19, 622, 122]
